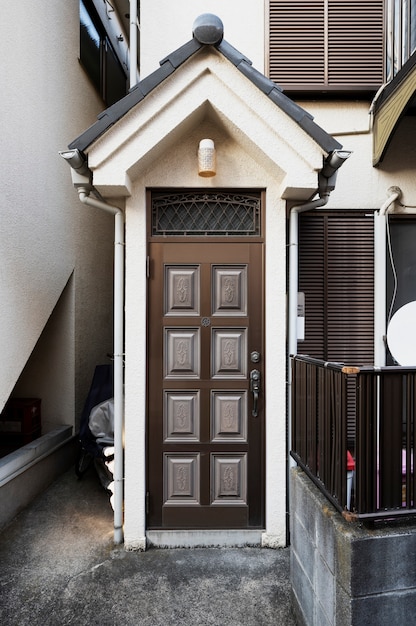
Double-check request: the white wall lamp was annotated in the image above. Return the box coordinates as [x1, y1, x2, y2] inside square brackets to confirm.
[198, 139, 216, 177]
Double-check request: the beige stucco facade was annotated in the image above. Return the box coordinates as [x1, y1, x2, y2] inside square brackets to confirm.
[1, 2, 113, 431]
[303, 101, 416, 210]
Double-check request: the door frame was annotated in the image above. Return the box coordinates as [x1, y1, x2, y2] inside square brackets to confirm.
[122, 185, 289, 549]
[146, 189, 266, 530]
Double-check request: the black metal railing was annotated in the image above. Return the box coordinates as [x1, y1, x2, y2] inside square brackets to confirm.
[291, 355, 416, 522]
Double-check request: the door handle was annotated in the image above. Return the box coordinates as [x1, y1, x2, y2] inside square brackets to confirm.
[250, 369, 261, 417]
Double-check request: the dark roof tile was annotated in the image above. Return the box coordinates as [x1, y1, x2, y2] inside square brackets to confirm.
[268, 89, 310, 122]
[237, 61, 279, 96]
[215, 40, 252, 68]
[69, 40, 200, 151]
[298, 116, 342, 152]
[159, 38, 203, 69]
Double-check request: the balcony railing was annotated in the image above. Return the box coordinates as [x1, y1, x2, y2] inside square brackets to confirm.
[291, 355, 416, 522]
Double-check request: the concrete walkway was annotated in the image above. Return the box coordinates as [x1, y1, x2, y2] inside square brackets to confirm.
[0, 468, 296, 626]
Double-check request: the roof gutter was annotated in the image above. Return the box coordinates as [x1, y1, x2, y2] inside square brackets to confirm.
[60, 149, 125, 545]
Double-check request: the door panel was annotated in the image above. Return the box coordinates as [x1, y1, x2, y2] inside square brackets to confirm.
[147, 242, 264, 529]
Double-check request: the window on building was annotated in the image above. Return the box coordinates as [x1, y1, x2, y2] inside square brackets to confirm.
[268, 0, 385, 95]
[386, 216, 416, 363]
[386, 0, 416, 80]
[80, 0, 127, 106]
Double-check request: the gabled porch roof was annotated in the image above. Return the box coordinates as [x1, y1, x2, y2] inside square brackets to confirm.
[69, 15, 341, 156]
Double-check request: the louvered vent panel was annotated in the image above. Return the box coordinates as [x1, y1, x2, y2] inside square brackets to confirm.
[328, 1, 384, 85]
[269, 0, 385, 91]
[269, 1, 325, 85]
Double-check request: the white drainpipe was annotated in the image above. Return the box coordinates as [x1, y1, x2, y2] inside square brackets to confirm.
[288, 194, 330, 468]
[374, 186, 402, 367]
[77, 188, 125, 545]
[288, 194, 331, 361]
[287, 149, 351, 466]
[129, 1, 138, 89]
[59, 149, 125, 543]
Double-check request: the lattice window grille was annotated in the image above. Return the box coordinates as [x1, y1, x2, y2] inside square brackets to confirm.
[152, 192, 261, 236]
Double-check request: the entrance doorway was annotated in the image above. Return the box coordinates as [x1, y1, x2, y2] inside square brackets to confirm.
[147, 191, 265, 529]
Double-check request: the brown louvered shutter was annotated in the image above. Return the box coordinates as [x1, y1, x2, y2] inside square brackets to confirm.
[269, 1, 326, 87]
[298, 211, 374, 365]
[298, 214, 326, 355]
[298, 211, 374, 447]
[269, 0, 385, 93]
[326, 214, 375, 364]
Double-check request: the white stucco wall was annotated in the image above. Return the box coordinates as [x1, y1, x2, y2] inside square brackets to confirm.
[300, 101, 416, 210]
[139, 0, 265, 78]
[0, 2, 114, 426]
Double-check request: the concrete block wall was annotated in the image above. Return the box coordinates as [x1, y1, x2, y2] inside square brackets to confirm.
[290, 467, 416, 625]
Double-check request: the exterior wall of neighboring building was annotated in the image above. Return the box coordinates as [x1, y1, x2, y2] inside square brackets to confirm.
[139, 0, 266, 77]
[0, 2, 114, 429]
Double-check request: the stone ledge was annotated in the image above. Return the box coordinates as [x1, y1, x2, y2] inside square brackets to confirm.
[0, 425, 73, 484]
[146, 529, 263, 549]
[0, 428, 77, 531]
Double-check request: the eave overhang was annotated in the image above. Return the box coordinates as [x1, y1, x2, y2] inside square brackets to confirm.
[372, 52, 416, 166]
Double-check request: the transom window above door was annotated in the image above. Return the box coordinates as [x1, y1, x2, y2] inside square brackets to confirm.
[151, 192, 261, 237]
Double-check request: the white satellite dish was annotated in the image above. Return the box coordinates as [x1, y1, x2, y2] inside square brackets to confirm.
[387, 301, 416, 366]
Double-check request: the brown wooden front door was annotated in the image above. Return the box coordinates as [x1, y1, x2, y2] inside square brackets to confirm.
[147, 198, 264, 530]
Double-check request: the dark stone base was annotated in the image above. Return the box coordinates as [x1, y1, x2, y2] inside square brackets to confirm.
[290, 467, 416, 625]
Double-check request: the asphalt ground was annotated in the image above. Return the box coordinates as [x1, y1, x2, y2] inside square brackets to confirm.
[0, 467, 297, 625]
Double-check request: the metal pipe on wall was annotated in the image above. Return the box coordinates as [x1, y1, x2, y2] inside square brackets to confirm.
[60, 149, 125, 545]
[374, 186, 402, 367]
[77, 188, 125, 546]
[129, 1, 138, 89]
[287, 149, 351, 468]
